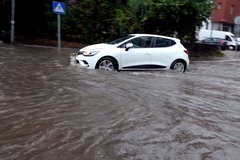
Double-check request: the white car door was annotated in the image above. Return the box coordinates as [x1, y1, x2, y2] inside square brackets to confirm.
[120, 36, 153, 69]
[150, 37, 177, 69]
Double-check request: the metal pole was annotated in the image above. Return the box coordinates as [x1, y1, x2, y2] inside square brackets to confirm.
[210, 8, 214, 39]
[58, 14, 61, 49]
[10, 0, 15, 45]
[236, 30, 238, 52]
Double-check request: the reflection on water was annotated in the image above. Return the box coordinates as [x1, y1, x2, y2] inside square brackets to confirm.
[1, 45, 240, 160]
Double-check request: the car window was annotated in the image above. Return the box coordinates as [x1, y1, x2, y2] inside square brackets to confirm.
[118, 36, 153, 48]
[212, 38, 218, 42]
[231, 35, 238, 42]
[154, 37, 176, 47]
[107, 35, 134, 44]
[214, 38, 222, 42]
[225, 35, 232, 41]
[131, 36, 152, 48]
[206, 38, 216, 42]
[204, 38, 211, 42]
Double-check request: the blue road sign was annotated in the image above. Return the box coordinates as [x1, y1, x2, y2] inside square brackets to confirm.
[53, 1, 66, 14]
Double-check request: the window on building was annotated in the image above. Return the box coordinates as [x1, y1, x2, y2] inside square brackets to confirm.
[218, 3, 221, 9]
[223, 24, 230, 32]
[230, 5, 234, 14]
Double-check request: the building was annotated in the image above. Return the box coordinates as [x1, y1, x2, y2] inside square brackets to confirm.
[202, 0, 240, 36]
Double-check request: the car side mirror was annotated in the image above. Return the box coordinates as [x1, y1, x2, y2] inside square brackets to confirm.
[125, 43, 133, 51]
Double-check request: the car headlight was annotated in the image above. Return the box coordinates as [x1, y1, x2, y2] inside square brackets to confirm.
[82, 49, 101, 56]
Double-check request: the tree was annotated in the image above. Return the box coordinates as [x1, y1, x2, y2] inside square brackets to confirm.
[0, 0, 214, 43]
[0, 0, 11, 42]
[141, 0, 214, 41]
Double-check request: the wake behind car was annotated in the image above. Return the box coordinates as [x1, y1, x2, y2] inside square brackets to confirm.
[73, 34, 189, 73]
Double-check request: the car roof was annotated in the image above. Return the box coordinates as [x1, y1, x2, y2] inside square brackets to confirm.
[129, 34, 180, 41]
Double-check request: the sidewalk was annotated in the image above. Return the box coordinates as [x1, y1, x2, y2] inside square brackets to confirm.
[222, 50, 240, 60]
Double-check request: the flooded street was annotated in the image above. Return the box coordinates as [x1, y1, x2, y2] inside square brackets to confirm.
[1, 44, 240, 160]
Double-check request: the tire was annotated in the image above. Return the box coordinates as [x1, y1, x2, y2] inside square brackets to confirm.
[229, 45, 235, 50]
[96, 57, 117, 71]
[170, 60, 186, 73]
[219, 45, 225, 51]
[218, 45, 222, 50]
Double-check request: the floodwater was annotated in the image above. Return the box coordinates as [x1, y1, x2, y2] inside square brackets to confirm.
[1, 44, 240, 160]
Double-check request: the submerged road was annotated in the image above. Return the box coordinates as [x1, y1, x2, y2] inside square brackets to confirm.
[0, 45, 240, 160]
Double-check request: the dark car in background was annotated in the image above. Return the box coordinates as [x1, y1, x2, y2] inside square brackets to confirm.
[197, 37, 228, 51]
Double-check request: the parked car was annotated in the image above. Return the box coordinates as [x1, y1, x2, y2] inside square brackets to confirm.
[197, 37, 228, 50]
[73, 34, 189, 73]
[197, 29, 240, 50]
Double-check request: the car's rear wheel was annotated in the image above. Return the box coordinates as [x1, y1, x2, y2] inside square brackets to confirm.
[96, 57, 117, 71]
[170, 60, 186, 73]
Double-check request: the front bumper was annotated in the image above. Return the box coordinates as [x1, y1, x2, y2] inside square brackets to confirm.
[70, 52, 88, 68]
[75, 58, 89, 67]
[70, 52, 97, 69]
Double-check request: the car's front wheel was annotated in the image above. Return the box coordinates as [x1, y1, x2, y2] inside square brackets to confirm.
[96, 57, 117, 71]
[170, 60, 186, 73]
[229, 45, 235, 50]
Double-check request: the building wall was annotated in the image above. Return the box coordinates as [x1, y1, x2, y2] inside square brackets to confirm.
[214, 0, 238, 24]
[202, 0, 240, 35]
[212, 23, 222, 31]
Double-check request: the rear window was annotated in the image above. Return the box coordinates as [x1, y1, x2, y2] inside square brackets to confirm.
[154, 37, 176, 48]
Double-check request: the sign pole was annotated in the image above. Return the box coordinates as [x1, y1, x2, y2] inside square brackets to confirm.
[58, 14, 61, 49]
[53, 1, 66, 49]
[234, 16, 240, 52]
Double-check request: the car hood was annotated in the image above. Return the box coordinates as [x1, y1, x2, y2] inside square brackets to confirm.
[79, 43, 115, 51]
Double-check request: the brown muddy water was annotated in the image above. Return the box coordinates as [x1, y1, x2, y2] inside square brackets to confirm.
[1, 45, 240, 160]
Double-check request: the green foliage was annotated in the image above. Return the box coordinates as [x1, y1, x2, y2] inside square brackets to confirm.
[143, 0, 214, 41]
[0, 0, 214, 43]
[0, 0, 11, 42]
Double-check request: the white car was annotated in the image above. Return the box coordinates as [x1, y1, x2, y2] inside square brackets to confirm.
[74, 34, 189, 73]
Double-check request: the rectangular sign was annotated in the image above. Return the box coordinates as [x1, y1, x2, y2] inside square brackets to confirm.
[53, 1, 66, 14]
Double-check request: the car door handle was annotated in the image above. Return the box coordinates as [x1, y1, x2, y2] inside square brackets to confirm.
[145, 52, 151, 55]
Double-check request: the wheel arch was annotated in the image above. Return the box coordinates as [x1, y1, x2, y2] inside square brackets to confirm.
[95, 56, 119, 70]
[170, 58, 187, 71]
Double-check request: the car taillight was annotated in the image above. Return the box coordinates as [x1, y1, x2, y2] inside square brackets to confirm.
[184, 49, 188, 54]
[220, 39, 225, 44]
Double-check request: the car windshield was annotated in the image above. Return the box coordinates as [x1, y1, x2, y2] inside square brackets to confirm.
[231, 35, 238, 42]
[107, 35, 134, 44]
